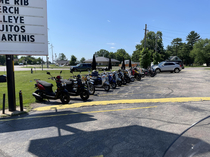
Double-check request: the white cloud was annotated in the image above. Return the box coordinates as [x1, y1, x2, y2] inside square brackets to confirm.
[111, 47, 115, 49]
[107, 43, 115, 45]
[107, 20, 111, 22]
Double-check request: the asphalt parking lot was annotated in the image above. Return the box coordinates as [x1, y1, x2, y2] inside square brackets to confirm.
[1, 67, 210, 157]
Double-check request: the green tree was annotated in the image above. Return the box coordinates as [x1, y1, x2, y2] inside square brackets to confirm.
[70, 55, 77, 65]
[139, 48, 151, 69]
[153, 51, 161, 65]
[171, 38, 183, 56]
[58, 53, 67, 60]
[80, 57, 86, 63]
[132, 44, 143, 62]
[108, 52, 116, 59]
[115, 49, 130, 62]
[186, 31, 200, 49]
[178, 43, 193, 65]
[0, 55, 6, 65]
[190, 39, 210, 66]
[137, 31, 164, 62]
[95, 49, 109, 57]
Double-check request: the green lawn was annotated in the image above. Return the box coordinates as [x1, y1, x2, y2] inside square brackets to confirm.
[0, 70, 89, 110]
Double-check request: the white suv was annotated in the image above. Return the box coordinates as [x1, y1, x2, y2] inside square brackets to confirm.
[153, 62, 182, 73]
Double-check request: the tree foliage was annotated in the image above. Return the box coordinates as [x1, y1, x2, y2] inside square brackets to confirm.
[95, 49, 109, 57]
[80, 57, 85, 63]
[139, 48, 151, 69]
[187, 31, 200, 49]
[58, 53, 67, 60]
[133, 31, 164, 63]
[70, 55, 77, 65]
[190, 39, 210, 66]
[115, 49, 130, 62]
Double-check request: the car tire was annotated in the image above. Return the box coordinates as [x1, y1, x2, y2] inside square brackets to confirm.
[174, 68, 180, 73]
[155, 69, 161, 73]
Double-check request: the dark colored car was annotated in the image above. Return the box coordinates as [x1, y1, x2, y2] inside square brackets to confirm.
[70, 63, 92, 72]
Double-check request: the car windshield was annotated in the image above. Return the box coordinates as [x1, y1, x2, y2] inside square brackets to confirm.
[158, 62, 165, 66]
[76, 64, 81, 67]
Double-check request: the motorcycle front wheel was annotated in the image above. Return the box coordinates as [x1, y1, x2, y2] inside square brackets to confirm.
[136, 75, 141, 81]
[60, 93, 70, 104]
[131, 77, 135, 82]
[103, 85, 110, 91]
[111, 83, 117, 89]
[88, 83, 95, 95]
[117, 80, 122, 86]
[80, 90, 89, 101]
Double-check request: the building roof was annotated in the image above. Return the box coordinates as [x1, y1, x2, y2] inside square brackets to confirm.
[168, 56, 182, 61]
[56, 60, 69, 64]
[84, 57, 120, 63]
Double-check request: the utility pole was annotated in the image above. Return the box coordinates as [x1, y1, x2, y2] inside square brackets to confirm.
[46, 56, 49, 68]
[51, 44, 54, 63]
[155, 35, 157, 53]
[143, 24, 148, 49]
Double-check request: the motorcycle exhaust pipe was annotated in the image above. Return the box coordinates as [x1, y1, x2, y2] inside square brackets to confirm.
[32, 93, 42, 99]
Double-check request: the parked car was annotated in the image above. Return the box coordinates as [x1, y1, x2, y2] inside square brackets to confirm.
[153, 61, 182, 73]
[166, 60, 184, 69]
[70, 63, 92, 72]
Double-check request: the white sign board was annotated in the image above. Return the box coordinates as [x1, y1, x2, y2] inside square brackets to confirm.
[0, 0, 48, 55]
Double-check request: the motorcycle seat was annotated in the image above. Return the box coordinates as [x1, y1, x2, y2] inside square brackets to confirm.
[37, 80, 53, 87]
[60, 79, 73, 85]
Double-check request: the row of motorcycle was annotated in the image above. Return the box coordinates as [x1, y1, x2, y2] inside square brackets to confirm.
[32, 67, 156, 104]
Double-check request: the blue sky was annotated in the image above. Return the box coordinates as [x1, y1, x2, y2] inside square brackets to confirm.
[46, 0, 210, 62]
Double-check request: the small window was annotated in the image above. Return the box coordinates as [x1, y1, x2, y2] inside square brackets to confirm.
[168, 63, 175, 65]
[164, 63, 170, 66]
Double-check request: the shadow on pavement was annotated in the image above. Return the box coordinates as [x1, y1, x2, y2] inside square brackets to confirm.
[0, 111, 96, 133]
[27, 124, 210, 157]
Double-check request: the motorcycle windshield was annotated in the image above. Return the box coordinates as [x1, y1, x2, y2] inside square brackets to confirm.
[164, 116, 210, 157]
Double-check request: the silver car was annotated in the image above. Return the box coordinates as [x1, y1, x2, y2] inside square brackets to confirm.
[153, 61, 182, 73]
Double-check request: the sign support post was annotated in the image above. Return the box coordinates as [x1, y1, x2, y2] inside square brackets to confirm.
[6, 55, 16, 111]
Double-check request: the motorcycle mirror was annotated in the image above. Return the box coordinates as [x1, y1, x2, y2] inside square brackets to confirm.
[46, 72, 50, 75]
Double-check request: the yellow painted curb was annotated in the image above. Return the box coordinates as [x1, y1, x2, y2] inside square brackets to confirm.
[34, 97, 210, 111]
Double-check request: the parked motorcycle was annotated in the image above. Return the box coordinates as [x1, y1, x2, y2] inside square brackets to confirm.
[127, 69, 135, 82]
[90, 70, 110, 91]
[83, 74, 95, 95]
[113, 71, 122, 86]
[61, 71, 89, 101]
[118, 69, 127, 85]
[106, 72, 117, 89]
[142, 68, 156, 77]
[32, 72, 70, 104]
[131, 68, 141, 81]
[123, 70, 131, 83]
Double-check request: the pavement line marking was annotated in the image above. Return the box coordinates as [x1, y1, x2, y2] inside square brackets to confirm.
[90, 155, 103, 157]
[33, 97, 210, 111]
[98, 91, 161, 97]
[0, 106, 157, 122]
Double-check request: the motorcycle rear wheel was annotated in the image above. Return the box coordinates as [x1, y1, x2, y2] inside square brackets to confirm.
[88, 83, 95, 95]
[60, 93, 70, 104]
[80, 90, 89, 101]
